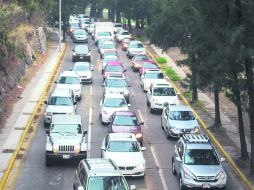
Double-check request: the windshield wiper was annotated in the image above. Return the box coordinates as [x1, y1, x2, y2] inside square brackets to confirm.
[64, 132, 77, 136]
[51, 132, 64, 136]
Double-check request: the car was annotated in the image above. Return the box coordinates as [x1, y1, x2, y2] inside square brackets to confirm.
[87, 23, 95, 34]
[141, 70, 165, 92]
[127, 41, 146, 58]
[73, 158, 136, 190]
[72, 62, 93, 84]
[147, 81, 179, 112]
[172, 134, 227, 190]
[114, 23, 123, 34]
[96, 38, 113, 47]
[161, 105, 200, 138]
[44, 88, 76, 127]
[56, 71, 82, 101]
[45, 114, 87, 166]
[121, 38, 131, 51]
[95, 31, 114, 44]
[101, 55, 119, 71]
[72, 44, 91, 62]
[116, 30, 132, 42]
[103, 61, 126, 80]
[72, 29, 88, 43]
[131, 55, 150, 71]
[139, 60, 159, 76]
[80, 20, 90, 30]
[102, 77, 130, 102]
[101, 133, 146, 177]
[99, 41, 116, 58]
[108, 111, 144, 145]
[100, 93, 130, 124]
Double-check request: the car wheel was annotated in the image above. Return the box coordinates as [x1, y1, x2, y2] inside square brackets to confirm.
[172, 159, 176, 175]
[146, 99, 150, 106]
[179, 176, 186, 190]
[150, 106, 154, 113]
[90, 79, 93, 84]
[44, 121, 49, 128]
[161, 118, 164, 129]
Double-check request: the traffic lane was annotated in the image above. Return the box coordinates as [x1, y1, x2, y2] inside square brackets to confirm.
[14, 38, 92, 190]
[117, 47, 178, 190]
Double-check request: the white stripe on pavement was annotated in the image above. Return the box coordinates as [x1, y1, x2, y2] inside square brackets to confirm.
[87, 107, 93, 158]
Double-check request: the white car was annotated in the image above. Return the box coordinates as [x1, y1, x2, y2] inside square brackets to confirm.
[101, 133, 146, 177]
[127, 41, 146, 59]
[141, 70, 166, 92]
[147, 81, 179, 112]
[99, 41, 116, 58]
[116, 30, 132, 42]
[100, 93, 130, 124]
[56, 71, 82, 101]
[73, 62, 93, 84]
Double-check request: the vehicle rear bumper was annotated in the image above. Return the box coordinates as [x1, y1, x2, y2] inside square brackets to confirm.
[46, 151, 87, 160]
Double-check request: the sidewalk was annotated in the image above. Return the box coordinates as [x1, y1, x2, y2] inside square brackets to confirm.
[0, 41, 64, 180]
[150, 44, 251, 154]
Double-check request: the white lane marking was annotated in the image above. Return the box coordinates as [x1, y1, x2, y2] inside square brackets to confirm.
[90, 86, 93, 96]
[87, 107, 92, 158]
[150, 146, 169, 190]
[137, 109, 145, 127]
[131, 89, 135, 96]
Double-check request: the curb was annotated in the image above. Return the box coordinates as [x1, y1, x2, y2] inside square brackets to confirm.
[0, 43, 68, 190]
[146, 48, 254, 190]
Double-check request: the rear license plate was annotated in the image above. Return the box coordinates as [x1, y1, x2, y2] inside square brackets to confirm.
[202, 183, 211, 188]
[62, 155, 70, 159]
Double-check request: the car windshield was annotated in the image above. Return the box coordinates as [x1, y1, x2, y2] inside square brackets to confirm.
[113, 115, 138, 126]
[184, 149, 220, 165]
[102, 43, 115, 49]
[169, 111, 195, 120]
[73, 64, 90, 71]
[105, 79, 127, 87]
[105, 65, 123, 72]
[121, 31, 129, 35]
[48, 97, 73, 106]
[153, 87, 175, 96]
[88, 176, 128, 190]
[74, 30, 86, 35]
[104, 52, 117, 57]
[143, 63, 157, 69]
[104, 98, 127, 107]
[107, 141, 140, 152]
[134, 55, 148, 61]
[123, 39, 130, 43]
[51, 124, 81, 134]
[144, 72, 164, 79]
[115, 24, 122, 27]
[98, 32, 111, 36]
[130, 43, 144, 48]
[71, 23, 79, 28]
[58, 76, 80, 84]
[75, 45, 88, 53]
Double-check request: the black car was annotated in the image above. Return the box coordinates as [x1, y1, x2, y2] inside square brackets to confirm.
[72, 45, 91, 62]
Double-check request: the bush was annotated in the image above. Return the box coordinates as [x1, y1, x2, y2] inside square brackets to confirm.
[156, 57, 167, 64]
[163, 67, 182, 81]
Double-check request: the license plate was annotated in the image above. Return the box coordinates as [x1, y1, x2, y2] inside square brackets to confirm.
[62, 155, 70, 159]
[80, 56, 83, 59]
[202, 183, 211, 188]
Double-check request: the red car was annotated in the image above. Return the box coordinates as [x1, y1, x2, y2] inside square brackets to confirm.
[139, 60, 159, 76]
[121, 38, 131, 51]
[108, 111, 144, 145]
[131, 55, 150, 71]
[103, 61, 126, 80]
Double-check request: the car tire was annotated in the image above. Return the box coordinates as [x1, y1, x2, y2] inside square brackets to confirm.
[172, 159, 177, 175]
[44, 121, 49, 128]
[150, 106, 154, 113]
[161, 118, 164, 129]
[179, 176, 186, 190]
[146, 99, 150, 106]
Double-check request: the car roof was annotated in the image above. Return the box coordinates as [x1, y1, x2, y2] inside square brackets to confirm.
[108, 133, 136, 141]
[61, 71, 80, 77]
[114, 111, 136, 116]
[152, 80, 172, 87]
[169, 105, 193, 112]
[104, 93, 125, 99]
[51, 114, 82, 124]
[51, 88, 72, 97]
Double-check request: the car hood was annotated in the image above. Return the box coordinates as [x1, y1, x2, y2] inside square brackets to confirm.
[50, 134, 82, 145]
[46, 105, 75, 113]
[56, 84, 81, 90]
[106, 152, 145, 166]
[105, 87, 128, 94]
[75, 71, 91, 77]
[111, 125, 141, 133]
[153, 96, 178, 105]
[74, 35, 87, 38]
[184, 165, 222, 177]
[170, 119, 198, 129]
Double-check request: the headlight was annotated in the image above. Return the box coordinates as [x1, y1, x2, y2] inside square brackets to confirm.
[74, 88, 80, 92]
[73, 52, 76, 56]
[135, 133, 143, 139]
[74, 144, 81, 153]
[175, 99, 180, 105]
[53, 144, 58, 153]
[136, 163, 145, 170]
[44, 112, 51, 116]
[216, 171, 226, 180]
[87, 52, 91, 56]
[192, 126, 200, 134]
[183, 167, 196, 180]
[152, 98, 158, 103]
[123, 90, 129, 95]
[171, 127, 180, 133]
[103, 110, 108, 115]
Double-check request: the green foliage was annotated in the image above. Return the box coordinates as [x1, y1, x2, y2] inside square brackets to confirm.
[182, 90, 192, 100]
[162, 67, 182, 82]
[156, 57, 167, 64]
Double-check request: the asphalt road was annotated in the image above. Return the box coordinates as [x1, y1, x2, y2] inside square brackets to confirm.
[14, 35, 244, 190]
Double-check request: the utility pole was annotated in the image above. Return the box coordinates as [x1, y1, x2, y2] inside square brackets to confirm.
[59, 0, 62, 52]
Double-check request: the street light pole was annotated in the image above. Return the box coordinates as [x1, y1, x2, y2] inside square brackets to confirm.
[59, 0, 62, 52]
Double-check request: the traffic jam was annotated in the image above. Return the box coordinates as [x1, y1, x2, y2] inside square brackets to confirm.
[39, 14, 228, 190]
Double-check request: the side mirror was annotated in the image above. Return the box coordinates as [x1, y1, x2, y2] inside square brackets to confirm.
[91, 68, 94, 71]
[101, 146, 105, 151]
[45, 130, 49, 135]
[101, 84, 105, 87]
[54, 81, 57, 83]
[176, 156, 182, 162]
[124, 69, 127, 72]
[72, 49, 74, 52]
[100, 101, 102, 106]
[83, 130, 87, 135]
[141, 147, 146, 151]
[128, 104, 131, 107]
[44, 100, 48, 104]
[74, 101, 77, 105]
[78, 186, 84, 190]
[128, 84, 131, 87]
[221, 157, 226, 162]
[147, 91, 151, 95]
[139, 121, 144, 125]
[130, 185, 136, 190]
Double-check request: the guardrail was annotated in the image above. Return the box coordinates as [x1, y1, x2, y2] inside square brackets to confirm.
[146, 48, 254, 190]
[0, 43, 68, 190]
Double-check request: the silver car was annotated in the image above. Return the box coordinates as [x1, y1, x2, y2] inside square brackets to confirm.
[127, 41, 146, 59]
[172, 134, 227, 190]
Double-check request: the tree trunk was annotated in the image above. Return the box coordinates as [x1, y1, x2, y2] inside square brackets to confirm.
[90, 2, 96, 17]
[214, 87, 222, 128]
[191, 66, 198, 102]
[108, 9, 111, 20]
[232, 71, 249, 160]
[244, 58, 254, 174]
[140, 17, 145, 29]
[116, 10, 121, 23]
[135, 18, 140, 29]
[127, 16, 132, 33]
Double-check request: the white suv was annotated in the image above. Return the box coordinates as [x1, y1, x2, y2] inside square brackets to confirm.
[101, 133, 146, 177]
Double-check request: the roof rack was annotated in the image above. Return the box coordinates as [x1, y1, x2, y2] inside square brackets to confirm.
[182, 134, 209, 144]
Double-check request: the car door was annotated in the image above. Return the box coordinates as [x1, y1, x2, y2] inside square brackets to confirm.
[147, 85, 152, 104]
[175, 141, 184, 175]
[162, 107, 168, 130]
[101, 135, 109, 158]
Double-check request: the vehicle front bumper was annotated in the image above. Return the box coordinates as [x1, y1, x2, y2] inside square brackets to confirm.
[73, 38, 88, 43]
[72, 55, 91, 62]
[80, 76, 92, 83]
[46, 151, 87, 160]
[118, 166, 145, 177]
[101, 113, 110, 123]
[182, 176, 226, 189]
